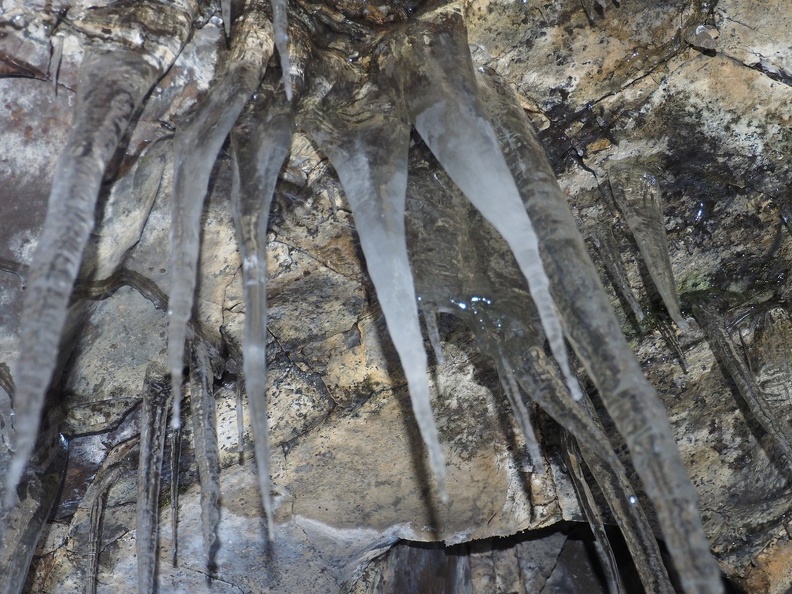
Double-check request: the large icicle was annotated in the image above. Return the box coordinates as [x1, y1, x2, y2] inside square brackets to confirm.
[189, 342, 222, 570]
[4, 49, 158, 512]
[608, 163, 688, 330]
[303, 52, 447, 499]
[230, 72, 294, 538]
[393, 7, 583, 406]
[477, 66, 722, 594]
[168, 0, 274, 432]
[137, 365, 172, 594]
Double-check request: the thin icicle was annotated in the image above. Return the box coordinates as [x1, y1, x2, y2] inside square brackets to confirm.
[304, 52, 447, 500]
[498, 361, 543, 472]
[608, 163, 688, 331]
[189, 342, 222, 571]
[691, 298, 792, 462]
[271, 0, 293, 100]
[169, 425, 182, 566]
[236, 381, 246, 463]
[5, 49, 158, 513]
[591, 226, 646, 322]
[562, 432, 625, 594]
[394, 10, 583, 405]
[476, 66, 721, 594]
[230, 73, 294, 538]
[422, 306, 445, 365]
[86, 464, 127, 594]
[137, 365, 172, 594]
[49, 34, 63, 93]
[168, 0, 273, 432]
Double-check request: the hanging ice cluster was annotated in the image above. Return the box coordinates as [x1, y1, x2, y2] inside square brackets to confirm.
[0, 1, 726, 593]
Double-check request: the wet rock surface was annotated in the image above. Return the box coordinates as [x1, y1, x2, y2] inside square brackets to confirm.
[0, 0, 790, 592]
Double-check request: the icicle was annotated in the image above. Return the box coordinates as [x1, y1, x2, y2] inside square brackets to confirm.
[498, 360, 543, 473]
[169, 424, 182, 566]
[394, 11, 583, 407]
[236, 380, 246, 463]
[221, 0, 232, 39]
[591, 226, 646, 322]
[168, 0, 274, 432]
[49, 34, 63, 94]
[86, 464, 127, 594]
[4, 49, 158, 513]
[657, 318, 688, 373]
[691, 298, 792, 462]
[476, 67, 722, 594]
[189, 343, 222, 571]
[422, 305, 445, 366]
[230, 72, 294, 539]
[562, 431, 625, 594]
[137, 365, 172, 594]
[271, 0, 293, 100]
[304, 52, 447, 500]
[608, 163, 688, 331]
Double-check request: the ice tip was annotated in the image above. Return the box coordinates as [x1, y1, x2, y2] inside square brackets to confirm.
[283, 75, 293, 102]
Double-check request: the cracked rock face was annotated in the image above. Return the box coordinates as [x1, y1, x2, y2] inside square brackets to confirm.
[1, 0, 791, 592]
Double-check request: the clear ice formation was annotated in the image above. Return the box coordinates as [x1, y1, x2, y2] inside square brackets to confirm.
[169, 0, 274, 434]
[230, 69, 294, 537]
[405, 141, 675, 593]
[169, 423, 182, 565]
[498, 362, 543, 472]
[1, 1, 730, 592]
[394, 6, 584, 405]
[608, 164, 688, 331]
[137, 365, 172, 594]
[302, 49, 447, 498]
[86, 464, 128, 594]
[4, 49, 159, 513]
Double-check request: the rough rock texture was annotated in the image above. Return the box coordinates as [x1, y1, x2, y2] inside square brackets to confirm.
[0, 0, 791, 592]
